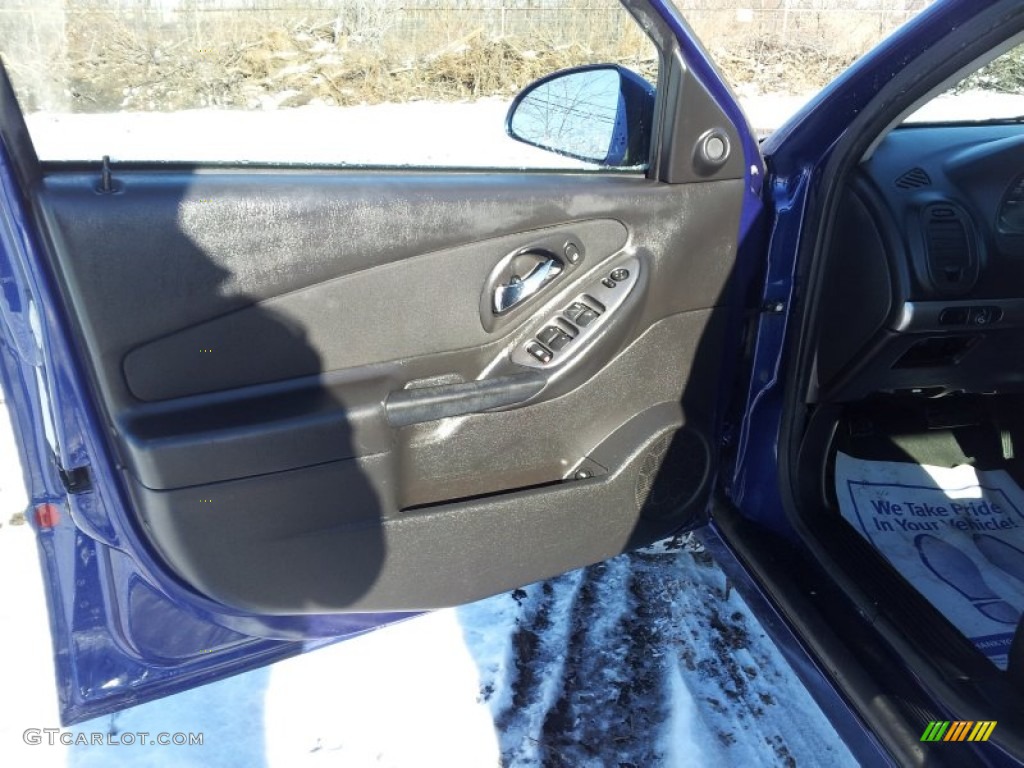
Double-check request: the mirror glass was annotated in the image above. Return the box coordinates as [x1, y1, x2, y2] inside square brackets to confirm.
[508, 67, 626, 165]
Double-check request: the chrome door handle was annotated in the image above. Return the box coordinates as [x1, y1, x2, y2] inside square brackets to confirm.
[493, 256, 563, 314]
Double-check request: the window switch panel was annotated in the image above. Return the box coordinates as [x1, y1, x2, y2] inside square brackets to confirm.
[510, 257, 638, 370]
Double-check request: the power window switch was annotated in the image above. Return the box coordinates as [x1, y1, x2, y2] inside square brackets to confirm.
[526, 342, 552, 364]
[576, 308, 599, 327]
[565, 302, 589, 322]
[547, 330, 572, 351]
[538, 326, 563, 345]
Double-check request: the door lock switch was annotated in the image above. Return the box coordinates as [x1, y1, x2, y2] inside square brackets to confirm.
[526, 342, 553, 364]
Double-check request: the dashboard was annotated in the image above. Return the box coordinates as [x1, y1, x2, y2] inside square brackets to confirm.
[815, 123, 1024, 401]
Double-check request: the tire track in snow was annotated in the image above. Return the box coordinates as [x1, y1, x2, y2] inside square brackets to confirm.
[465, 536, 857, 767]
[536, 555, 671, 768]
[491, 570, 585, 765]
[654, 543, 855, 767]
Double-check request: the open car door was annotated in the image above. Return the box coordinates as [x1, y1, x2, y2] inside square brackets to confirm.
[0, 0, 763, 723]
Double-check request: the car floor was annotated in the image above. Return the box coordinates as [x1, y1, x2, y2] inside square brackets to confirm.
[829, 399, 1024, 669]
[0, 397, 855, 768]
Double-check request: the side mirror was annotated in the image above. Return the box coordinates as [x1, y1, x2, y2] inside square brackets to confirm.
[506, 64, 656, 167]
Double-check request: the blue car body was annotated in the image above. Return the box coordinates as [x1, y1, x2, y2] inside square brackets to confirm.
[0, 0, 1020, 763]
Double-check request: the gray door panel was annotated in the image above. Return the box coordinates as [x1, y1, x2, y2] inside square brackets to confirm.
[38, 171, 743, 613]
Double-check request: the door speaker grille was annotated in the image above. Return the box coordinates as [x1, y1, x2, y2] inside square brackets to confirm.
[634, 428, 709, 520]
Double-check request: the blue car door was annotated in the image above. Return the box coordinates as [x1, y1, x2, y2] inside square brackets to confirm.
[0, 0, 765, 723]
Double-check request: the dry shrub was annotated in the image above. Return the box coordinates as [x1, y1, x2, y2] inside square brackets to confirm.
[709, 37, 858, 95]
[14, 3, 955, 114]
[55, 8, 654, 113]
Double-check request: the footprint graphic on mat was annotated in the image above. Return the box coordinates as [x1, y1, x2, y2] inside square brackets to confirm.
[914, 534, 1019, 624]
[974, 534, 1024, 587]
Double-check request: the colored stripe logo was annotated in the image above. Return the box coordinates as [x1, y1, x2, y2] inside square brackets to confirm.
[921, 721, 997, 742]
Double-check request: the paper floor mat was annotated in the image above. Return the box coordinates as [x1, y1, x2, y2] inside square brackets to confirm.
[836, 452, 1024, 669]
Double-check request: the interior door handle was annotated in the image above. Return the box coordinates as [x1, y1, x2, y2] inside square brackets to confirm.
[386, 372, 547, 427]
[492, 255, 563, 314]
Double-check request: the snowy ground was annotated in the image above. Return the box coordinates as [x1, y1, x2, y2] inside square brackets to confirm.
[20, 93, 815, 166]
[0, 391, 856, 767]
[23, 88, 1024, 167]
[25, 98, 581, 168]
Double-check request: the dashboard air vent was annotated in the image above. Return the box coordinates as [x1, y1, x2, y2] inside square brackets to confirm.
[923, 203, 977, 295]
[895, 167, 931, 189]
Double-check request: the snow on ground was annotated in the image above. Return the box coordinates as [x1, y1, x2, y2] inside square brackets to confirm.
[24, 89, 1024, 169]
[0, 391, 855, 767]
[25, 98, 590, 168]
[460, 542, 857, 767]
[906, 90, 1024, 124]
[23, 93, 812, 167]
